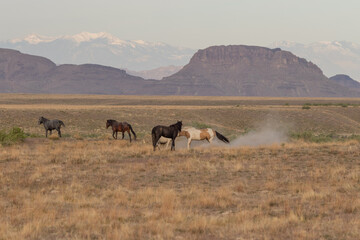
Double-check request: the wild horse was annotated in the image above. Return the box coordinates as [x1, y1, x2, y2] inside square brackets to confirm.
[38, 116, 65, 137]
[152, 121, 182, 151]
[106, 119, 137, 142]
[179, 126, 229, 149]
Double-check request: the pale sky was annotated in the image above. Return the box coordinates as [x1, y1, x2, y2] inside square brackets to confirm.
[1, 0, 359, 48]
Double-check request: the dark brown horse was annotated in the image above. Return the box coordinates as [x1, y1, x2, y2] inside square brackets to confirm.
[152, 121, 182, 151]
[106, 119, 137, 142]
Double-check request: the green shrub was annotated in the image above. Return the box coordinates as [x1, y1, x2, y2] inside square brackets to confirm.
[80, 133, 99, 139]
[290, 131, 360, 143]
[338, 103, 348, 108]
[0, 127, 27, 146]
[191, 121, 211, 129]
[301, 102, 357, 107]
[61, 133, 72, 138]
[26, 133, 42, 138]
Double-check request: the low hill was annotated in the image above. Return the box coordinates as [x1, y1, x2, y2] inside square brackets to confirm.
[0, 48, 56, 93]
[0, 48, 152, 94]
[329, 74, 360, 90]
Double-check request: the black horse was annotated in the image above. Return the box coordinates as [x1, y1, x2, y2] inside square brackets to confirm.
[152, 121, 182, 151]
[38, 116, 65, 137]
[106, 119, 137, 142]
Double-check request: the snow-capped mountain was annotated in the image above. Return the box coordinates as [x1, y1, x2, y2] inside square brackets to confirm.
[270, 41, 360, 81]
[2, 33, 359, 81]
[1, 32, 195, 71]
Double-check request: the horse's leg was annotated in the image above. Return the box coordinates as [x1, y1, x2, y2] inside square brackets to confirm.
[152, 134, 156, 151]
[45, 129, 48, 138]
[187, 138, 192, 150]
[122, 131, 125, 139]
[165, 139, 171, 149]
[155, 136, 162, 151]
[158, 140, 163, 150]
[49, 130, 52, 135]
[128, 130, 132, 143]
[152, 134, 160, 151]
[57, 128, 62, 137]
[115, 131, 118, 139]
[171, 137, 176, 151]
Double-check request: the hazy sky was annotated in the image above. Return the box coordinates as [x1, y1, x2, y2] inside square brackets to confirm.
[1, 0, 359, 48]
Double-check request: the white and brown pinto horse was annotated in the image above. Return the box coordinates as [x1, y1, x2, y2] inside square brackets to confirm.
[156, 136, 172, 149]
[179, 127, 230, 149]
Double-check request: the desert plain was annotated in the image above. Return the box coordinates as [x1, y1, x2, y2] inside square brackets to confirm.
[0, 94, 359, 239]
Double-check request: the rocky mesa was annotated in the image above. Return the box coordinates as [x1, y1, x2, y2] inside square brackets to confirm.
[153, 45, 359, 97]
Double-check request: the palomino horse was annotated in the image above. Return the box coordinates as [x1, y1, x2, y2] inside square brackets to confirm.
[106, 119, 137, 142]
[179, 127, 229, 149]
[152, 121, 182, 151]
[38, 116, 65, 137]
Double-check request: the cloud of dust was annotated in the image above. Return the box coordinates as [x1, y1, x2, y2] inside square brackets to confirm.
[174, 117, 291, 149]
[230, 118, 289, 147]
[230, 127, 287, 147]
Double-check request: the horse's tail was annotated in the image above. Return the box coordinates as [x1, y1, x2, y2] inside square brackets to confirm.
[151, 127, 157, 150]
[59, 120, 65, 127]
[215, 131, 229, 143]
[129, 124, 136, 140]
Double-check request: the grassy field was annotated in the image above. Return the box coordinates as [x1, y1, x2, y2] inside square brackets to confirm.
[0, 94, 360, 239]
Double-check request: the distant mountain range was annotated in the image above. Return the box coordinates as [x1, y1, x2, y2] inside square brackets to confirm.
[0, 32, 195, 71]
[270, 41, 360, 81]
[1, 46, 359, 97]
[126, 65, 183, 80]
[1, 33, 359, 81]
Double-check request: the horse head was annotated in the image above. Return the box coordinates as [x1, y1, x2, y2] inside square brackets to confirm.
[38, 116, 44, 125]
[176, 120, 182, 131]
[106, 120, 111, 129]
[106, 119, 115, 129]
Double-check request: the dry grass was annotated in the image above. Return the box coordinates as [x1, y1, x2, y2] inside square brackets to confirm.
[1, 94, 360, 141]
[1, 139, 359, 239]
[0, 94, 360, 239]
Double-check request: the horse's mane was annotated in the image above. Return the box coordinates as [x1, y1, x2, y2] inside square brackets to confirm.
[170, 121, 182, 130]
[107, 119, 117, 123]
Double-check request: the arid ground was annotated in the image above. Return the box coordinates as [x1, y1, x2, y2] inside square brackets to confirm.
[0, 94, 359, 239]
